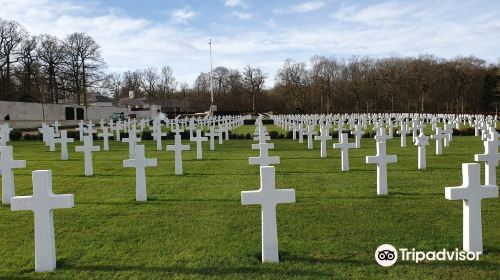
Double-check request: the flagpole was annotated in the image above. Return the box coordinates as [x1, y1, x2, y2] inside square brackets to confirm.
[209, 39, 214, 115]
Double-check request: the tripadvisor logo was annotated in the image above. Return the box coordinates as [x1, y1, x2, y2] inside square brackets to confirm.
[375, 244, 481, 267]
[375, 244, 398, 267]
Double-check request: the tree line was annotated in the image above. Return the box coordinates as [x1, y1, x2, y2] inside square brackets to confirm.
[1, 17, 499, 114]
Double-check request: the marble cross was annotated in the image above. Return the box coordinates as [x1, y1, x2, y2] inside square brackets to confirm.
[249, 143, 280, 166]
[190, 129, 208, 160]
[205, 126, 217, 151]
[52, 121, 61, 136]
[166, 134, 190, 175]
[123, 145, 157, 201]
[75, 136, 100, 176]
[296, 124, 305, 143]
[10, 170, 74, 272]
[445, 163, 498, 253]
[415, 132, 429, 169]
[217, 126, 224, 144]
[397, 122, 411, 148]
[431, 127, 445, 155]
[241, 166, 295, 263]
[366, 141, 397, 195]
[350, 124, 364, 148]
[333, 133, 356, 171]
[47, 127, 56, 152]
[474, 140, 500, 185]
[114, 122, 122, 141]
[152, 126, 166, 151]
[38, 123, 49, 145]
[314, 126, 332, 158]
[304, 124, 317, 150]
[97, 127, 111, 151]
[122, 129, 141, 159]
[0, 146, 26, 204]
[76, 121, 85, 141]
[53, 130, 74, 160]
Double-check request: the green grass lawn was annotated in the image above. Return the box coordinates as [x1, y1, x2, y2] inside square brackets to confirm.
[0, 126, 499, 279]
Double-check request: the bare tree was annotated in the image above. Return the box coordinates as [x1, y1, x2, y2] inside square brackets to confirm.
[141, 67, 160, 103]
[0, 18, 27, 99]
[160, 66, 176, 108]
[63, 32, 105, 105]
[103, 72, 122, 102]
[38, 34, 65, 103]
[242, 65, 266, 111]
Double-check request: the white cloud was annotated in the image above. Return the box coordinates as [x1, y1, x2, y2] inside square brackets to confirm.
[274, 1, 326, 14]
[332, 1, 419, 25]
[170, 7, 197, 23]
[1, 0, 499, 88]
[224, 0, 245, 8]
[232, 11, 252, 20]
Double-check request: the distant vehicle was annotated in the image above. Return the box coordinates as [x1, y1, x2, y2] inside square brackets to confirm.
[111, 112, 125, 122]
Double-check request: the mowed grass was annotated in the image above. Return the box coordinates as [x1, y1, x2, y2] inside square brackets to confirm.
[0, 126, 499, 279]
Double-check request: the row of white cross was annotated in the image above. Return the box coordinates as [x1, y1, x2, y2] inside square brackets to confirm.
[1, 116, 248, 272]
[1, 113, 499, 271]
[272, 113, 500, 256]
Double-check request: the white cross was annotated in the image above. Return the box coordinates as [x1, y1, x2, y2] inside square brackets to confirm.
[0, 123, 12, 143]
[123, 145, 157, 201]
[99, 119, 106, 130]
[431, 127, 445, 155]
[350, 124, 364, 148]
[166, 134, 190, 175]
[47, 127, 56, 152]
[52, 121, 61, 135]
[97, 127, 111, 151]
[75, 136, 100, 176]
[443, 123, 454, 147]
[205, 126, 217, 151]
[10, 170, 74, 272]
[190, 129, 207, 160]
[53, 130, 74, 160]
[0, 146, 26, 204]
[84, 122, 97, 139]
[415, 132, 429, 169]
[76, 121, 85, 141]
[334, 123, 344, 139]
[188, 119, 196, 139]
[152, 126, 166, 151]
[38, 123, 50, 145]
[304, 124, 317, 150]
[445, 163, 498, 253]
[366, 141, 397, 195]
[249, 143, 280, 166]
[397, 122, 411, 148]
[216, 125, 224, 144]
[296, 124, 305, 143]
[114, 122, 122, 141]
[122, 129, 141, 159]
[254, 125, 270, 143]
[333, 133, 356, 171]
[474, 140, 500, 185]
[315, 126, 332, 158]
[222, 124, 230, 140]
[171, 125, 184, 135]
[375, 127, 391, 142]
[241, 166, 295, 263]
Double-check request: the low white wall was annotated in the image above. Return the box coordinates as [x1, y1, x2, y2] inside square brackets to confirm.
[0, 101, 128, 128]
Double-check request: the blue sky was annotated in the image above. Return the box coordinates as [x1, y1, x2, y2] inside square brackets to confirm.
[1, 0, 499, 87]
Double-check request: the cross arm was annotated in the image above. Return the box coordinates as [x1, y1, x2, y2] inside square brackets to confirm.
[50, 194, 74, 209]
[241, 190, 262, 205]
[10, 196, 34, 211]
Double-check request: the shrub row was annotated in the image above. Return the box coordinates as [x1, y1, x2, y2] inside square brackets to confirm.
[8, 127, 493, 141]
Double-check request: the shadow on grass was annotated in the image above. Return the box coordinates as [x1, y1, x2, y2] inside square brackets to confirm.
[57, 261, 333, 278]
